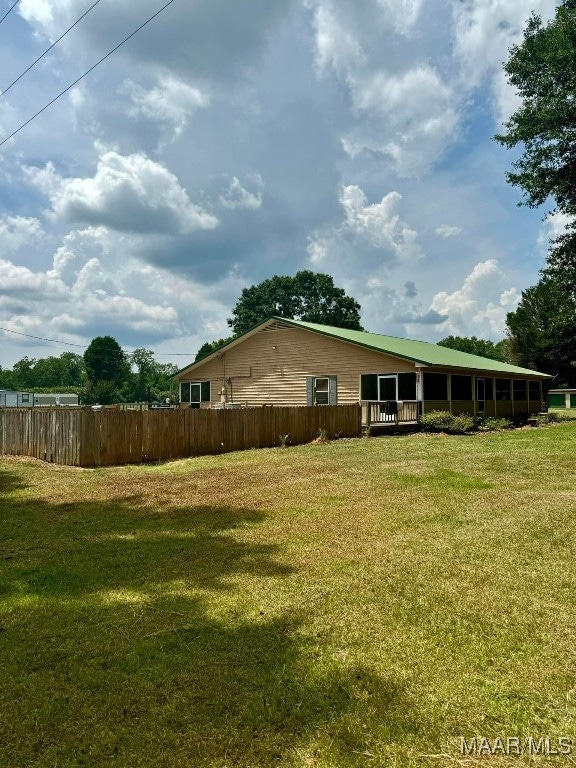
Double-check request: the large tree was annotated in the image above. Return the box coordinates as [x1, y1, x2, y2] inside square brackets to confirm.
[83, 336, 130, 403]
[495, 2, 576, 217]
[227, 270, 363, 336]
[506, 274, 576, 378]
[437, 335, 508, 363]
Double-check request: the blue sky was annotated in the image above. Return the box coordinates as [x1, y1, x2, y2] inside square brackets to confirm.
[0, 0, 564, 367]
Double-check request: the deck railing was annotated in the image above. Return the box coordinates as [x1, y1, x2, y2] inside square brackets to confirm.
[362, 400, 421, 426]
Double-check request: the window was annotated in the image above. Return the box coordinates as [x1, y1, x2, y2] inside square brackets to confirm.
[307, 376, 337, 405]
[495, 378, 511, 401]
[513, 380, 527, 400]
[423, 372, 448, 400]
[314, 377, 329, 405]
[21, 393, 30, 403]
[180, 381, 210, 407]
[451, 375, 472, 400]
[528, 381, 541, 400]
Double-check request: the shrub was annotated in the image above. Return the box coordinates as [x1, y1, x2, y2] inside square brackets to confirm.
[449, 414, 476, 434]
[477, 417, 513, 432]
[536, 411, 570, 426]
[420, 411, 474, 434]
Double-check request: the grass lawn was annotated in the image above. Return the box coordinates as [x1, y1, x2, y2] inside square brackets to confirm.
[1, 424, 576, 767]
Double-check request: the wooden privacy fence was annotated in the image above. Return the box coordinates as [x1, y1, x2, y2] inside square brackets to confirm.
[0, 405, 361, 467]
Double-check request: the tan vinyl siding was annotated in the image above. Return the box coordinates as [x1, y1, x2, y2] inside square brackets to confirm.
[177, 326, 416, 406]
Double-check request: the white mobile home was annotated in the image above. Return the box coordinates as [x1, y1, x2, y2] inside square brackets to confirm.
[0, 390, 34, 407]
[0, 390, 79, 407]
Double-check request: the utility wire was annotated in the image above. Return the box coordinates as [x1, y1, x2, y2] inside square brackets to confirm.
[0, 326, 86, 347]
[0, 0, 176, 148]
[0, 0, 21, 28]
[0, 326, 194, 355]
[1, 0, 104, 100]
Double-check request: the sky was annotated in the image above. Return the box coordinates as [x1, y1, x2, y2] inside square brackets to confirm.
[0, 0, 565, 367]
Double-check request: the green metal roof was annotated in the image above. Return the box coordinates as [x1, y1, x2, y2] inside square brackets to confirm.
[176, 316, 551, 378]
[280, 318, 551, 377]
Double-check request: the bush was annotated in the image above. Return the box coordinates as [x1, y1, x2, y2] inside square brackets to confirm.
[420, 411, 475, 434]
[536, 411, 570, 426]
[477, 416, 513, 432]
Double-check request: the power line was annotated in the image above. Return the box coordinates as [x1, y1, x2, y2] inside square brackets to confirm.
[0, 326, 86, 347]
[0, 0, 177, 149]
[0, 326, 195, 356]
[0, 0, 21, 28]
[1, 0, 104, 100]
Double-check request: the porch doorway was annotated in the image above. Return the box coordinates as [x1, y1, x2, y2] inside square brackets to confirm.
[378, 375, 397, 401]
[476, 378, 486, 415]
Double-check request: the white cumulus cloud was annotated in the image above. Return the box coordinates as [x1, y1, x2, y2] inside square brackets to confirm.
[429, 259, 520, 337]
[435, 224, 462, 238]
[123, 75, 210, 140]
[25, 150, 218, 234]
[219, 175, 263, 210]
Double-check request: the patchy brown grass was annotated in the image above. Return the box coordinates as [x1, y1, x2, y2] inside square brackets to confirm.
[1, 424, 576, 766]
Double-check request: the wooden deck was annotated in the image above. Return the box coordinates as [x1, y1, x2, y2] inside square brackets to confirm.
[361, 400, 421, 432]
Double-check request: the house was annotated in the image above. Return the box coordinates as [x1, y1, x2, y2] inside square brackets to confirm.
[173, 317, 551, 424]
[547, 381, 576, 410]
[0, 390, 34, 407]
[0, 390, 79, 407]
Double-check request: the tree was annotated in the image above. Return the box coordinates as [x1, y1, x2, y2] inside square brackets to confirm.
[194, 337, 234, 362]
[437, 335, 508, 363]
[127, 348, 178, 402]
[83, 336, 130, 403]
[505, 275, 576, 378]
[495, 3, 576, 220]
[227, 270, 363, 336]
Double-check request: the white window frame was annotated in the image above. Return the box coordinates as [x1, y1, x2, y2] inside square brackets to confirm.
[313, 377, 329, 405]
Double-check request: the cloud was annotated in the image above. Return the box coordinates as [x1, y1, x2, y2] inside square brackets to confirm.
[394, 308, 448, 325]
[0, 216, 43, 253]
[18, 0, 295, 82]
[537, 211, 575, 250]
[25, 150, 218, 234]
[123, 74, 210, 141]
[452, 0, 558, 124]
[435, 224, 462, 238]
[428, 259, 520, 337]
[219, 175, 263, 210]
[307, 0, 460, 176]
[403, 280, 417, 299]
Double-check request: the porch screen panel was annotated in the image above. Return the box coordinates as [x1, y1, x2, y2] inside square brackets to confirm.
[451, 375, 472, 400]
[360, 374, 378, 400]
[513, 380, 527, 400]
[398, 373, 416, 400]
[528, 381, 541, 400]
[180, 382, 191, 402]
[200, 381, 210, 402]
[423, 373, 448, 400]
[495, 378, 511, 401]
[484, 378, 494, 400]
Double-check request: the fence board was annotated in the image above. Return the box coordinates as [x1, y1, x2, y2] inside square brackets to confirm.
[0, 404, 361, 467]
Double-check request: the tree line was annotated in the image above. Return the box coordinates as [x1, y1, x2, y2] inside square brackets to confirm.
[0, 342, 178, 405]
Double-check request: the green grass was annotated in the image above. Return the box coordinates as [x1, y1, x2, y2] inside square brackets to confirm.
[2, 424, 576, 767]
